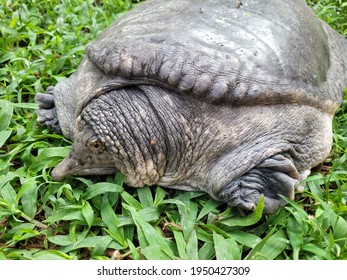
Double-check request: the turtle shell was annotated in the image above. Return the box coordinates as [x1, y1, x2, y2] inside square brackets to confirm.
[75, 0, 346, 116]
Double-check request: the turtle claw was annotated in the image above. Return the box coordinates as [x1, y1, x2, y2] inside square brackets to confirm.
[35, 87, 62, 134]
[218, 154, 298, 214]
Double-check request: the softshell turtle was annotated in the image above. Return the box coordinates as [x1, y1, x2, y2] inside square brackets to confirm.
[35, 0, 347, 213]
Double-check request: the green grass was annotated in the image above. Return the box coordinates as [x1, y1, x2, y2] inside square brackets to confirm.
[0, 0, 346, 260]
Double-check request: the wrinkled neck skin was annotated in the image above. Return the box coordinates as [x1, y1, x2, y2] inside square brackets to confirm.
[81, 85, 221, 187]
[80, 85, 333, 202]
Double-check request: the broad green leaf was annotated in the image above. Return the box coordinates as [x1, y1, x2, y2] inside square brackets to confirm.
[228, 230, 261, 248]
[0, 52, 16, 64]
[57, 184, 75, 201]
[315, 195, 347, 248]
[138, 206, 161, 222]
[137, 187, 153, 208]
[186, 229, 199, 260]
[141, 245, 173, 260]
[173, 229, 187, 259]
[118, 207, 161, 227]
[201, 223, 230, 239]
[9, 11, 18, 28]
[334, 216, 347, 238]
[198, 242, 215, 260]
[0, 130, 12, 148]
[213, 231, 241, 260]
[82, 182, 123, 200]
[53, 75, 67, 83]
[69, 223, 77, 242]
[249, 229, 288, 260]
[329, 153, 347, 174]
[3, 249, 36, 260]
[81, 200, 94, 228]
[31, 147, 70, 173]
[61, 236, 123, 254]
[287, 216, 303, 260]
[305, 173, 324, 198]
[36, 147, 70, 161]
[91, 236, 113, 257]
[7, 223, 35, 234]
[100, 196, 126, 246]
[33, 250, 73, 260]
[121, 191, 143, 211]
[160, 198, 186, 206]
[153, 187, 167, 206]
[333, 216, 347, 248]
[0, 100, 13, 131]
[134, 220, 149, 249]
[75, 177, 94, 187]
[281, 195, 309, 217]
[114, 172, 126, 186]
[123, 204, 174, 259]
[314, 195, 341, 230]
[0, 252, 8, 260]
[48, 235, 73, 246]
[177, 198, 198, 242]
[45, 208, 84, 224]
[245, 226, 277, 260]
[1, 182, 17, 207]
[19, 178, 38, 219]
[220, 196, 264, 227]
[0, 173, 17, 189]
[9, 228, 41, 245]
[0, 198, 11, 210]
[195, 226, 213, 243]
[100, 195, 121, 228]
[302, 244, 333, 260]
[11, 102, 38, 110]
[127, 239, 142, 260]
[196, 198, 222, 221]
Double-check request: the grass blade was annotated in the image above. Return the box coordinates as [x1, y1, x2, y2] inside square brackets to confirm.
[302, 244, 333, 260]
[220, 196, 264, 227]
[172, 229, 187, 259]
[186, 229, 199, 260]
[33, 250, 73, 260]
[213, 231, 241, 260]
[246, 228, 288, 260]
[81, 200, 94, 228]
[196, 198, 222, 221]
[0, 130, 12, 148]
[127, 239, 142, 260]
[141, 245, 173, 260]
[82, 182, 123, 200]
[0, 100, 13, 131]
[19, 178, 38, 219]
[123, 203, 175, 259]
[91, 236, 113, 257]
[137, 186, 153, 208]
[48, 235, 73, 246]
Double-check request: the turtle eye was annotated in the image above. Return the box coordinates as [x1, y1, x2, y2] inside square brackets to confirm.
[88, 139, 105, 153]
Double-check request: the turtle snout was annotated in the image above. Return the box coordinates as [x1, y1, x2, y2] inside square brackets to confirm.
[51, 169, 66, 181]
[51, 156, 79, 181]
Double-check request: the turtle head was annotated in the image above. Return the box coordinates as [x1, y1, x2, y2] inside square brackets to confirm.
[51, 120, 117, 181]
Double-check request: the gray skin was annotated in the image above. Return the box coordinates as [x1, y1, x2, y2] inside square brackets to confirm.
[35, 0, 347, 213]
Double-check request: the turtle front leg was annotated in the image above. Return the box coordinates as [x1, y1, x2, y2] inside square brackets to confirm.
[218, 154, 300, 214]
[35, 86, 62, 134]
